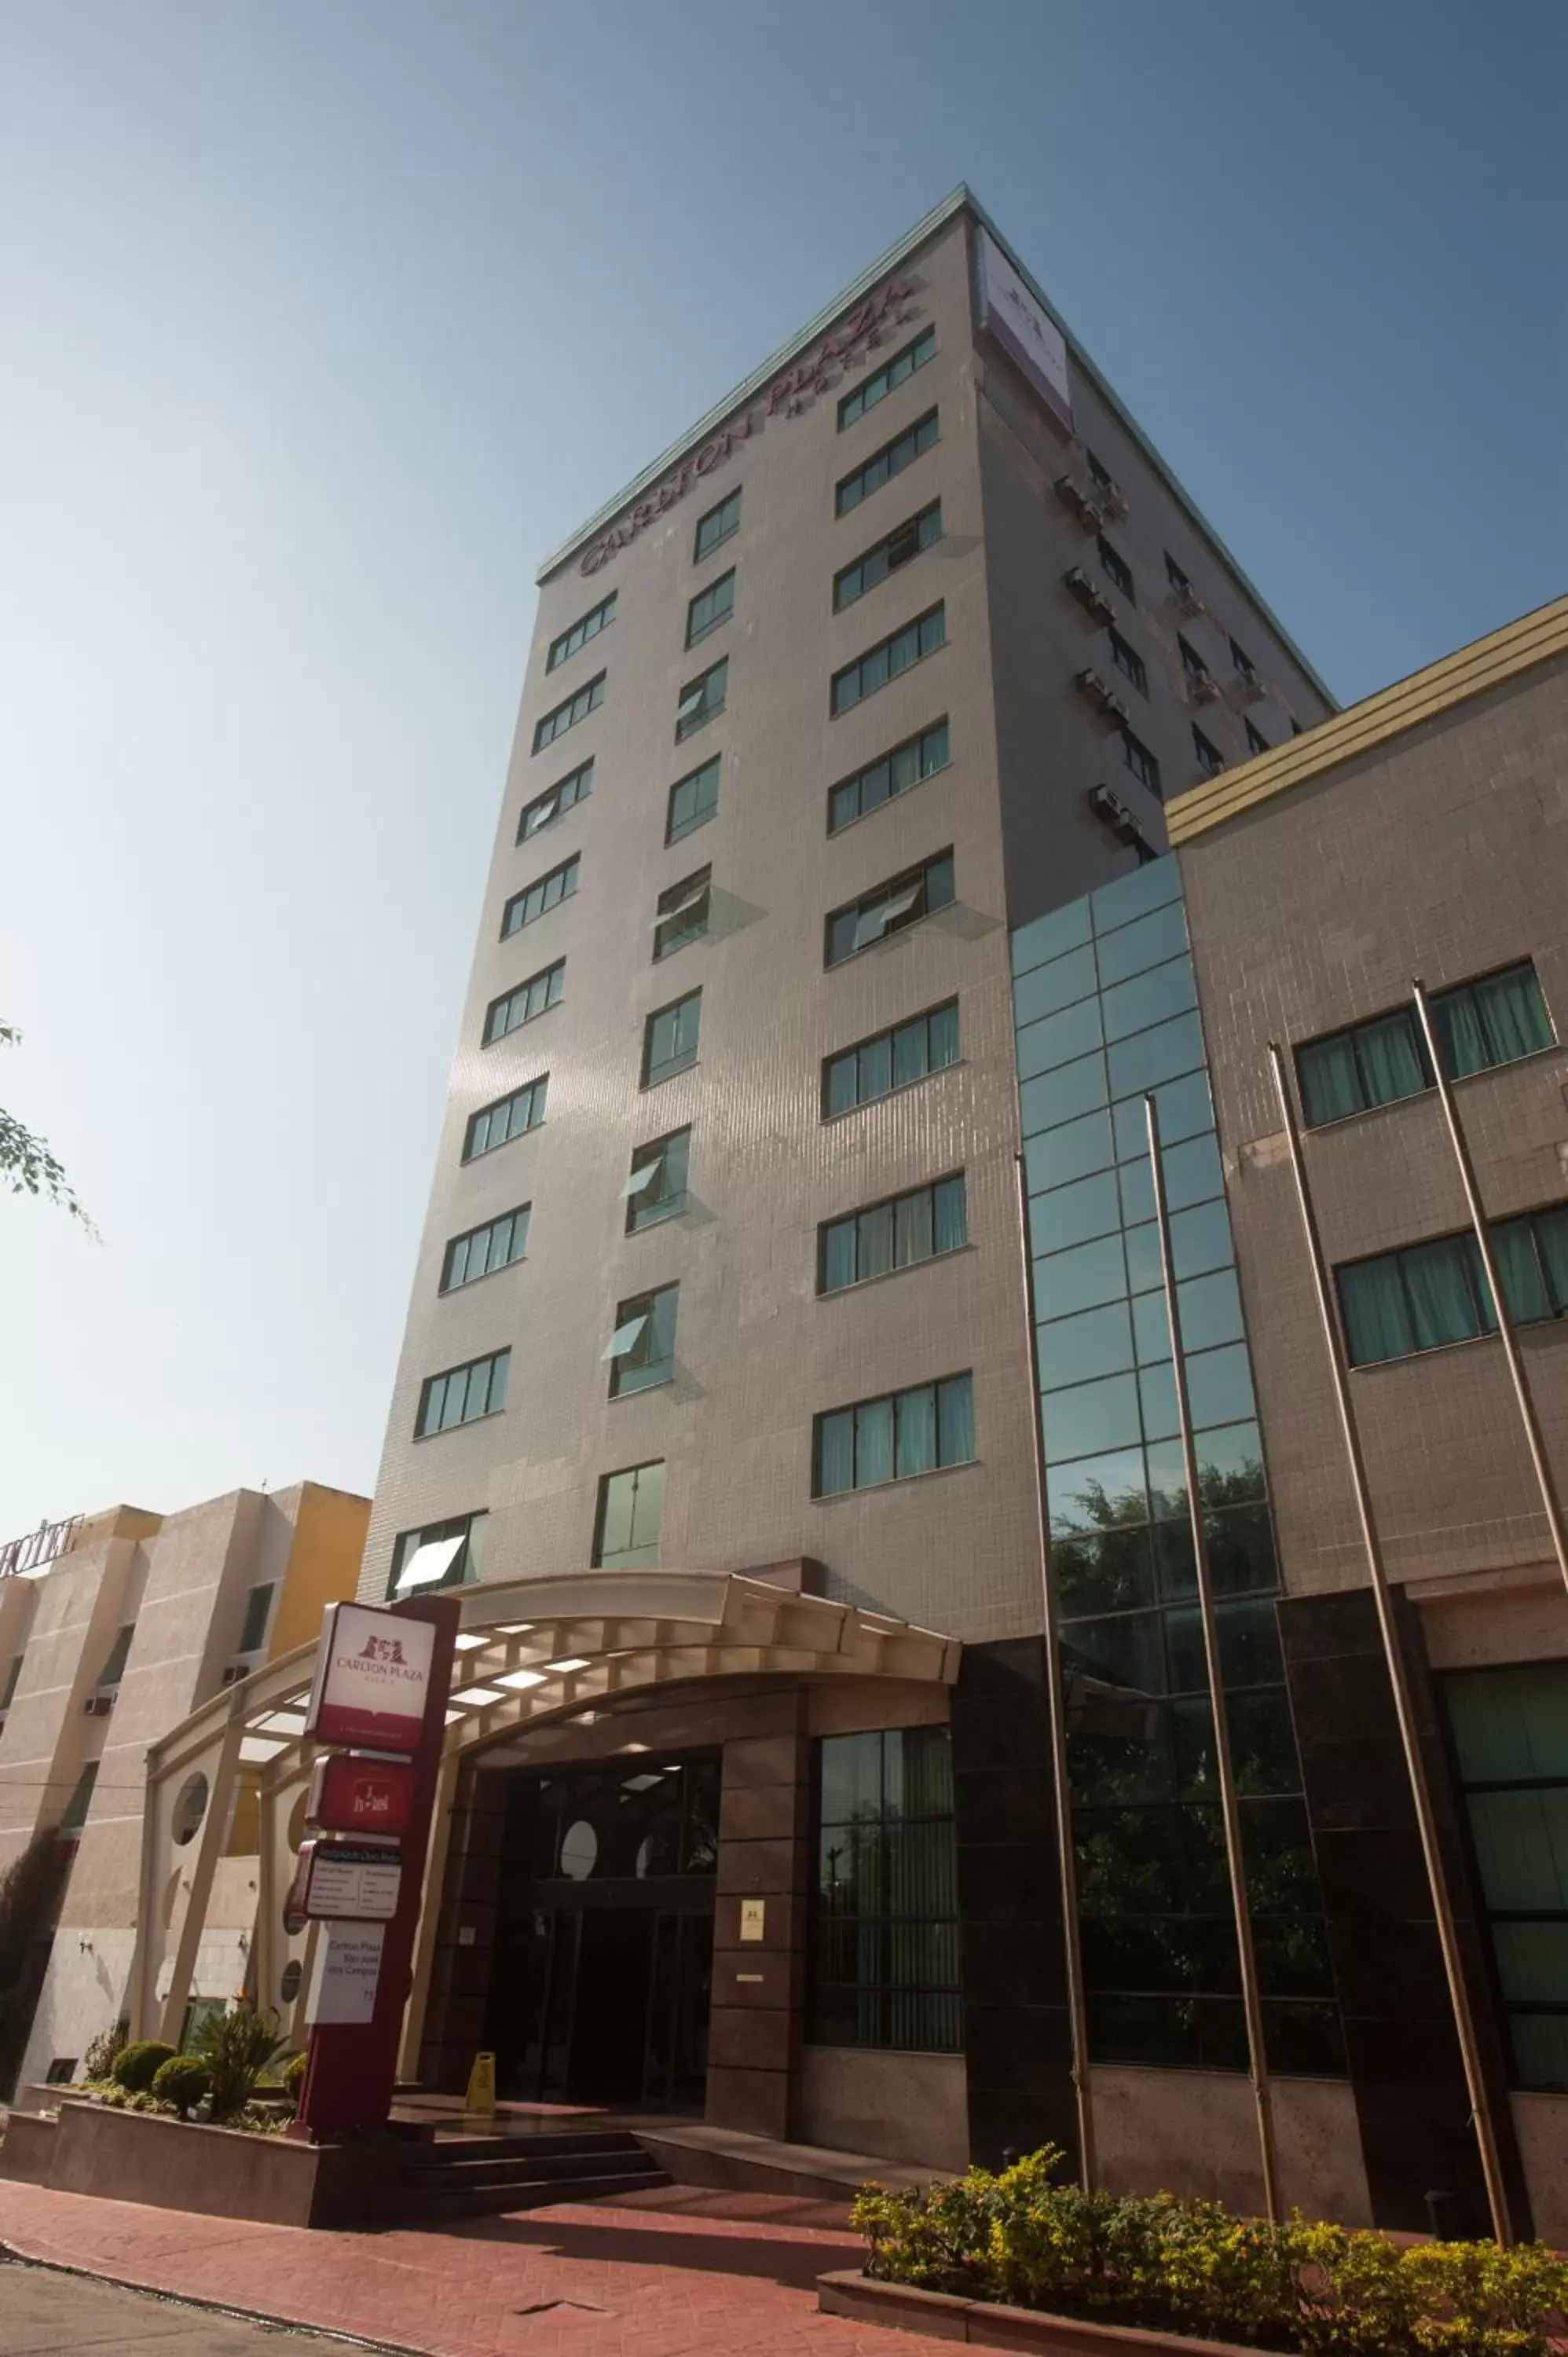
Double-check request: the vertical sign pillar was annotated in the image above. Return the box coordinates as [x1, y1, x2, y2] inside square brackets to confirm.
[295, 1593, 459, 2137]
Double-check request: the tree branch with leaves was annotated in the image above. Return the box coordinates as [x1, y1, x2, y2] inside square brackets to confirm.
[1, 1021, 93, 1229]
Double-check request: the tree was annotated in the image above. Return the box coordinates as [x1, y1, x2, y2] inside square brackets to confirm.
[1, 1021, 91, 1227]
[0, 1830, 71, 2095]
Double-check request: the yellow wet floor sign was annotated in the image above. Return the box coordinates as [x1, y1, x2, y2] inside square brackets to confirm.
[466, 2050, 496, 2114]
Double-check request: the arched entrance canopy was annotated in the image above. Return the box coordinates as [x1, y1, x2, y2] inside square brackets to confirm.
[129, 1571, 960, 2047]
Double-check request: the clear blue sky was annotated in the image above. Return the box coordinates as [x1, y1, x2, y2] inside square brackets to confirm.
[1, 0, 1561, 1538]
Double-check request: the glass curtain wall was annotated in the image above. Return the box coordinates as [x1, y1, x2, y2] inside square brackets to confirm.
[1011, 858, 1344, 2077]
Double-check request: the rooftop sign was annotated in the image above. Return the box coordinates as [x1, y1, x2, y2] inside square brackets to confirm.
[578, 273, 921, 576]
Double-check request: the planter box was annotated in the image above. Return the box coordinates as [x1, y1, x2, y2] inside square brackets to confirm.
[817, 2272, 1280, 2356]
[0, 2099, 403, 2229]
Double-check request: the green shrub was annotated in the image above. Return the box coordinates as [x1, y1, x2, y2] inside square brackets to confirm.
[150, 2055, 210, 2118]
[852, 2152, 1568, 2357]
[280, 2049, 307, 2100]
[111, 2038, 177, 2093]
[82, 2022, 128, 2083]
[189, 2004, 288, 2120]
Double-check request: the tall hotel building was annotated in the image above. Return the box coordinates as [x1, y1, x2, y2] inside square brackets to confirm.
[346, 187, 1568, 2237]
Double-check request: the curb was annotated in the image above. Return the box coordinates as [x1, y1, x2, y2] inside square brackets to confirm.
[0, 2239, 435, 2357]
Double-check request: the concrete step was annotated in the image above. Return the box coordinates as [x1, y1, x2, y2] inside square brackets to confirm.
[398, 2166, 669, 2219]
[407, 2145, 661, 2192]
[415, 2129, 643, 2166]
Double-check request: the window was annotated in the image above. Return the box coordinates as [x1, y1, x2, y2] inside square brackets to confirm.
[686, 569, 735, 647]
[811, 1726, 961, 2051]
[1296, 963, 1554, 1127]
[835, 408, 939, 516]
[388, 1511, 488, 1597]
[826, 848, 954, 966]
[837, 327, 936, 429]
[830, 604, 945, 717]
[97, 1622, 135, 1687]
[532, 672, 604, 754]
[1178, 636, 1208, 688]
[441, 1204, 530, 1291]
[501, 853, 579, 939]
[823, 999, 959, 1117]
[1108, 630, 1146, 695]
[666, 756, 720, 845]
[604, 1282, 679, 1396]
[547, 591, 616, 673]
[60, 1761, 98, 1833]
[1337, 1203, 1568, 1367]
[675, 656, 727, 741]
[1192, 726, 1224, 779]
[463, 1074, 547, 1160]
[1086, 449, 1115, 496]
[833, 502, 942, 611]
[625, 1127, 691, 1233]
[1444, 1662, 1568, 2090]
[1244, 718, 1269, 757]
[1097, 537, 1134, 600]
[653, 866, 711, 961]
[814, 1372, 976, 1496]
[518, 758, 592, 844]
[1165, 552, 1193, 597]
[1230, 635, 1258, 681]
[484, 959, 564, 1043]
[235, 1587, 273, 1657]
[593, 1461, 665, 1569]
[820, 1175, 967, 1293]
[416, 1347, 511, 1437]
[0, 1655, 22, 1710]
[694, 489, 740, 563]
[829, 717, 949, 834]
[1122, 728, 1162, 799]
[643, 988, 702, 1086]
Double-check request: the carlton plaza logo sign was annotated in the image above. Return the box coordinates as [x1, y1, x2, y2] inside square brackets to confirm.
[578, 273, 921, 576]
[303, 1602, 438, 1754]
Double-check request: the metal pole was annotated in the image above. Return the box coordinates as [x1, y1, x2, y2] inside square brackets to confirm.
[1014, 1151, 1098, 2190]
[1145, 1096, 1282, 2223]
[1267, 1043, 1515, 2245]
[1409, 981, 1568, 1597]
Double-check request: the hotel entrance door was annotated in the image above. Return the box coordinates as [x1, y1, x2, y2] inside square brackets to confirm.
[487, 1754, 717, 2108]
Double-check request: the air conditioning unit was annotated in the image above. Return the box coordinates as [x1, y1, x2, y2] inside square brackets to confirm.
[1189, 674, 1221, 705]
[1101, 484, 1130, 520]
[1075, 668, 1130, 724]
[82, 1693, 114, 1717]
[1063, 566, 1115, 625]
[1088, 785, 1156, 864]
[1175, 585, 1206, 618]
[221, 1662, 251, 1688]
[1053, 475, 1106, 530]
[1233, 665, 1266, 702]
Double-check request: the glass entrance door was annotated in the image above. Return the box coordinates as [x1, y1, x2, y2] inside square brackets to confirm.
[643, 1909, 713, 2107]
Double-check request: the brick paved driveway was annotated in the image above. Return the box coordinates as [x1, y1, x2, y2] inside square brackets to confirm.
[0, 2179, 955, 2356]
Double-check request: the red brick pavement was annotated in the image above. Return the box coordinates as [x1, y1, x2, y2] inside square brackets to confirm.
[0, 2177, 955, 2357]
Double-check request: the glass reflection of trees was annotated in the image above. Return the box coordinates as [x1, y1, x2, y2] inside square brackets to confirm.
[1053, 1453, 1344, 2077]
[522, 1756, 719, 1882]
[811, 1727, 962, 2054]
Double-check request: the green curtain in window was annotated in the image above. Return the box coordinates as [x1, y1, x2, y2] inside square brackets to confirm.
[1535, 1205, 1568, 1315]
[1298, 1036, 1362, 1124]
[927, 1003, 960, 1070]
[822, 1222, 855, 1292]
[896, 1189, 934, 1266]
[1402, 1236, 1489, 1349]
[1356, 1011, 1428, 1107]
[859, 1204, 893, 1281]
[897, 1385, 938, 1476]
[1436, 967, 1554, 1077]
[1339, 1259, 1414, 1365]
[818, 1411, 853, 1496]
[856, 1398, 894, 1487]
[1494, 1219, 1552, 1324]
[933, 1176, 967, 1254]
[937, 1373, 975, 1464]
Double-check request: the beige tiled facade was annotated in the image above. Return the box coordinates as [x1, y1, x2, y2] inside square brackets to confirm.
[0, 1481, 368, 2088]
[357, 192, 1332, 1640]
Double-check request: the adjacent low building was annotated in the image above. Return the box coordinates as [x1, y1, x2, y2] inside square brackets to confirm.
[0, 1481, 368, 2089]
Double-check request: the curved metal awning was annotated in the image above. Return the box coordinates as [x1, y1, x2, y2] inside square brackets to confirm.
[130, 1571, 960, 2044]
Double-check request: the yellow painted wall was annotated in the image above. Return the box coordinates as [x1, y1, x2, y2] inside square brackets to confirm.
[269, 1482, 371, 1659]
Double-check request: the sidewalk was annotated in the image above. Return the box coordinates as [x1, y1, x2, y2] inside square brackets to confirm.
[0, 2177, 954, 2356]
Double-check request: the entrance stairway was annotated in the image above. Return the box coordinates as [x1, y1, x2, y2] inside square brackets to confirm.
[394, 2127, 670, 2222]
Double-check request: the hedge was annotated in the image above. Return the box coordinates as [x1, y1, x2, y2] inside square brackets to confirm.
[852, 2150, 1568, 2357]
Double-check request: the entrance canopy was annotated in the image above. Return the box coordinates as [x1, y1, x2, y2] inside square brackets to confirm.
[129, 1571, 959, 2046]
